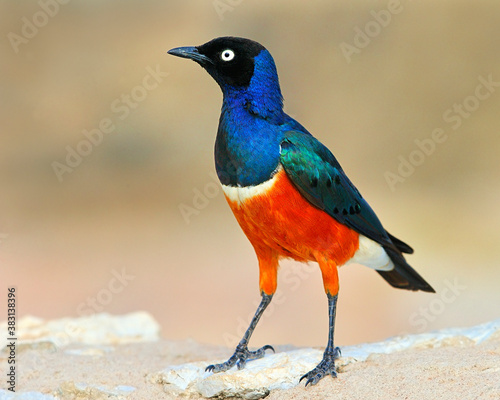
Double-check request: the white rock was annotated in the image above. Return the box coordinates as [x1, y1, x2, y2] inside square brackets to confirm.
[156, 362, 206, 391]
[154, 349, 322, 399]
[0, 391, 56, 400]
[56, 382, 136, 399]
[64, 345, 114, 356]
[197, 349, 322, 398]
[0, 312, 160, 349]
[155, 319, 500, 399]
[341, 318, 500, 361]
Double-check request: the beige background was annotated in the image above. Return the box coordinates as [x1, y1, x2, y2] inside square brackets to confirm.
[1, 1, 499, 349]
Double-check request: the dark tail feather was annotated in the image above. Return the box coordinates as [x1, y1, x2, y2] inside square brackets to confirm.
[378, 246, 435, 293]
[386, 231, 414, 254]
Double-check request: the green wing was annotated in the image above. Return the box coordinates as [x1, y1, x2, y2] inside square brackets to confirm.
[280, 130, 394, 248]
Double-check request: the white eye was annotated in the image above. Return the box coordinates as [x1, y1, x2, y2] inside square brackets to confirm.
[221, 49, 235, 62]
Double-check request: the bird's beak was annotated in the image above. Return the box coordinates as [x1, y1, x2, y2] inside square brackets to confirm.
[167, 46, 213, 65]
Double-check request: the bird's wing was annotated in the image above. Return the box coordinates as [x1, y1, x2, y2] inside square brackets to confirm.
[280, 130, 396, 250]
[280, 130, 434, 293]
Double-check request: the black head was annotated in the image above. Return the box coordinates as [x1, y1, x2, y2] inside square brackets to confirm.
[168, 37, 266, 88]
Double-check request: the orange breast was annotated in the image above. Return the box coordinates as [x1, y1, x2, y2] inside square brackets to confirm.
[223, 168, 360, 268]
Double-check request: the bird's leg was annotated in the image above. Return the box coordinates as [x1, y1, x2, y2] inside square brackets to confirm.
[300, 293, 341, 386]
[206, 293, 275, 373]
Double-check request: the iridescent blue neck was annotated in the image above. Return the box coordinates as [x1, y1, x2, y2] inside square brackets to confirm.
[221, 50, 285, 124]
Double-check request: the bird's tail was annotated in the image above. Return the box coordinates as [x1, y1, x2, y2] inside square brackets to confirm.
[377, 233, 435, 293]
[386, 232, 414, 254]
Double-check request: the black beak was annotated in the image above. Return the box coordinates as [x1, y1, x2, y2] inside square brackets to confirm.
[167, 46, 213, 65]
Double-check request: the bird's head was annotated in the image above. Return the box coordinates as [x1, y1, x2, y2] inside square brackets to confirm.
[168, 37, 283, 118]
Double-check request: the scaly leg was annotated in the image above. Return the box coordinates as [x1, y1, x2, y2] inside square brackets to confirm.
[300, 293, 341, 386]
[206, 293, 275, 372]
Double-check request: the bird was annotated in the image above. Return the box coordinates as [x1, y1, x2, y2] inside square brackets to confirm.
[168, 37, 435, 386]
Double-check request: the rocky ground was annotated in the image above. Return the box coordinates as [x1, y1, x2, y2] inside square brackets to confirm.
[0, 313, 499, 399]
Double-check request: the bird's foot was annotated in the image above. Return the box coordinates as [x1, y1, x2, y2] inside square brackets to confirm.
[300, 346, 341, 386]
[205, 343, 275, 373]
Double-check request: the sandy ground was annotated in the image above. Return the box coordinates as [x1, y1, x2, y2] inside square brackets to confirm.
[6, 338, 500, 399]
[1, 315, 499, 399]
[2, 0, 500, 351]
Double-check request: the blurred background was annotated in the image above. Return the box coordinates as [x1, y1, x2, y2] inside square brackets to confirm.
[1, 1, 499, 349]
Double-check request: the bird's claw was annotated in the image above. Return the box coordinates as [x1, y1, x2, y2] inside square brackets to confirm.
[206, 344, 275, 373]
[300, 346, 341, 386]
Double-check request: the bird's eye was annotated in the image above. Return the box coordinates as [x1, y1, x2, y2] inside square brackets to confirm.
[221, 49, 235, 62]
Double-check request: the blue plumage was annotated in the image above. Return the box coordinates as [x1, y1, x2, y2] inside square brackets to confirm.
[215, 49, 284, 186]
[215, 49, 311, 186]
[215, 109, 282, 186]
